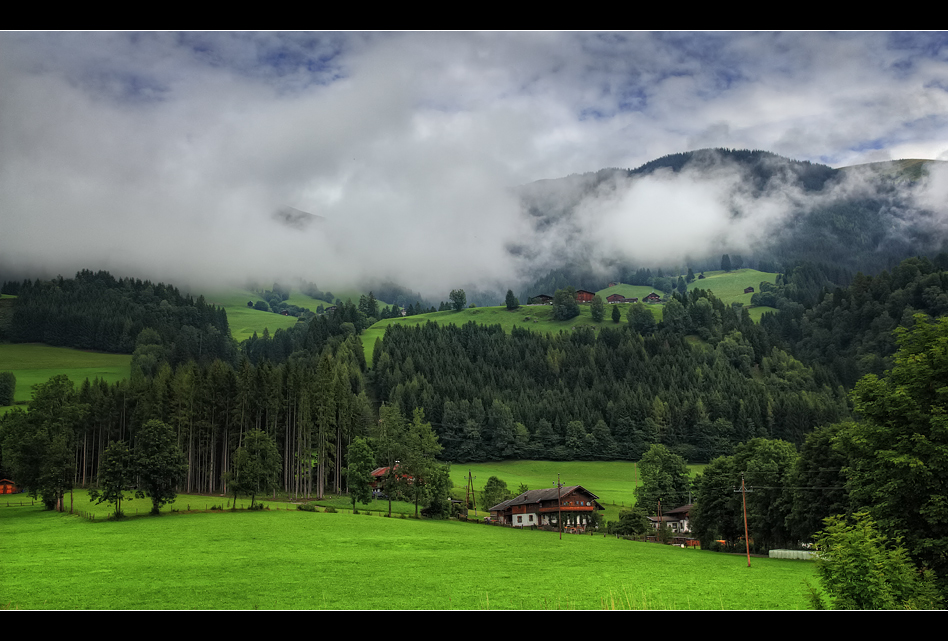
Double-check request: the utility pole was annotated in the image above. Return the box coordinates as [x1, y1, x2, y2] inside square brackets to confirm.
[555, 474, 564, 540]
[735, 474, 753, 567]
[465, 470, 477, 520]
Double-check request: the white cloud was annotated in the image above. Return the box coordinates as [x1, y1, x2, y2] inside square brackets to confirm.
[3, 32, 948, 297]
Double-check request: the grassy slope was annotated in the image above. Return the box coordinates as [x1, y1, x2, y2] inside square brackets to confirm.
[0, 343, 131, 410]
[362, 269, 778, 366]
[2, 498, 815, 610]
[205, 288, 391, 343]
[205, 289, 307, 342]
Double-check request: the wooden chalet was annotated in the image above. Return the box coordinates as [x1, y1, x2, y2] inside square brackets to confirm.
[0, 479, 19, 494]
[606, 294, 625, 304]
[531, 294, 553, 305]
[644, 292, 661, 302]
[488, 485, 604, 532]
[744, 286, 754, 294]
[575, 290, 596, 303]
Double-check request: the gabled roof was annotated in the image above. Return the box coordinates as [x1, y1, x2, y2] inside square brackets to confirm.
[664, 503, 692, 516]
[488, 485, 603, 512]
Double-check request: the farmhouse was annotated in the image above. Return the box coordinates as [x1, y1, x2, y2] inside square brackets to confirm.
[575, 290, 596, 303]
[0, 478, 19, 494]
[370, 465, 412, 490]
[606, 294, 625, 304]
[488, 485, 604, 532]
[644, 292, 661, 302]
[744, 286, 754, 294]
[530, 294, 553, 305]
[648, 503, 692, 535]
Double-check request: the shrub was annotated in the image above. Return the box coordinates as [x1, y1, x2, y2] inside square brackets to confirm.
[811, 512, 943, 610]
[324, 506, 337, 513]
[297, 503, 317, 512]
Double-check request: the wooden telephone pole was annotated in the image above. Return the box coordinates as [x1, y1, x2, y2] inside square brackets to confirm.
[735, 474, 753, 567]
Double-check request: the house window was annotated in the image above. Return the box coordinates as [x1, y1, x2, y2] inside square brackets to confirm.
[517, 516, 522, 523]
[528, 514, 534, 522]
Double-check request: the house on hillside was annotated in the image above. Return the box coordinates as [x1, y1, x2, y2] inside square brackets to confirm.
[644, 292, 661, 303]
[575, 290, 596, 303]
[0, 479, 19, 494]
[488, 485, 604, 532]
[530, 294, 553, 305]
[606, 294, 625, 304]
[744, 286, 754, 294]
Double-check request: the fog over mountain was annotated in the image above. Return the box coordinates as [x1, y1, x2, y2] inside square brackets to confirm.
[3, 32, 948, 298]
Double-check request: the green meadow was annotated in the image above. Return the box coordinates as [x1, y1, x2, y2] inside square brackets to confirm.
[2, 495, 816, 610]
[0, 343, 131, 410]
[204, 290, 305, 342]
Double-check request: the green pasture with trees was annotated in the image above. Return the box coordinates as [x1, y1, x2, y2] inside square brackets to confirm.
[2, 502, 817, 610]
[5, 256, 948, 608]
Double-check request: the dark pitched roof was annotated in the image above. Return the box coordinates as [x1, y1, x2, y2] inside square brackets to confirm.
[665, 503, 692, 516]
[488, 485, 602, 512]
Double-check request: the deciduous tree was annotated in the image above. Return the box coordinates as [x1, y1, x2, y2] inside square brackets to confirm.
[449, 289, 467, 312]
[482, 476, 510, 511]
[810, 512, 943, 610]
[229, 428, 281, 508]
[844, 314, 948, 588]
[89, 441, 135, 518]
[634, 444, 690, 516]
[346, 436, 375, 512]
[135, 419, 188, 515]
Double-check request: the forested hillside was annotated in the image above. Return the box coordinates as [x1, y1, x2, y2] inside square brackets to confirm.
[372, 288, 847, 464]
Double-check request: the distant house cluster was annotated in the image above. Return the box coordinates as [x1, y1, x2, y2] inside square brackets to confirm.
[528, 290, 662, 305]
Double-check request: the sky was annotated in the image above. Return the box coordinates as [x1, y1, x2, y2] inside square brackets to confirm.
[2, 31, 948, 298]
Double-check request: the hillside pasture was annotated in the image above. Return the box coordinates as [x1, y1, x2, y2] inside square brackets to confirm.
[0, 343, 131, 410]
[689, 269, 778, 305]
[362, 303, 661, 366]
[2, 499, 816, 610]
[205, 290, 303, 342]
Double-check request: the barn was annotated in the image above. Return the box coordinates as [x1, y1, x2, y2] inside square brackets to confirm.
[575, 290, 596, 303]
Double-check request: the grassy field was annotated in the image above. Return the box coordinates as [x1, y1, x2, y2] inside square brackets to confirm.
[2, 495, 816, 610]
[0, 343, 131, 410]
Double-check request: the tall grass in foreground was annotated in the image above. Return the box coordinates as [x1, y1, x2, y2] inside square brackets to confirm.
[3, 503, 816, 610]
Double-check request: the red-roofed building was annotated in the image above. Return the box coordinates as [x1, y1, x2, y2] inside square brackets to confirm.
[575, 290, 596, 303]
